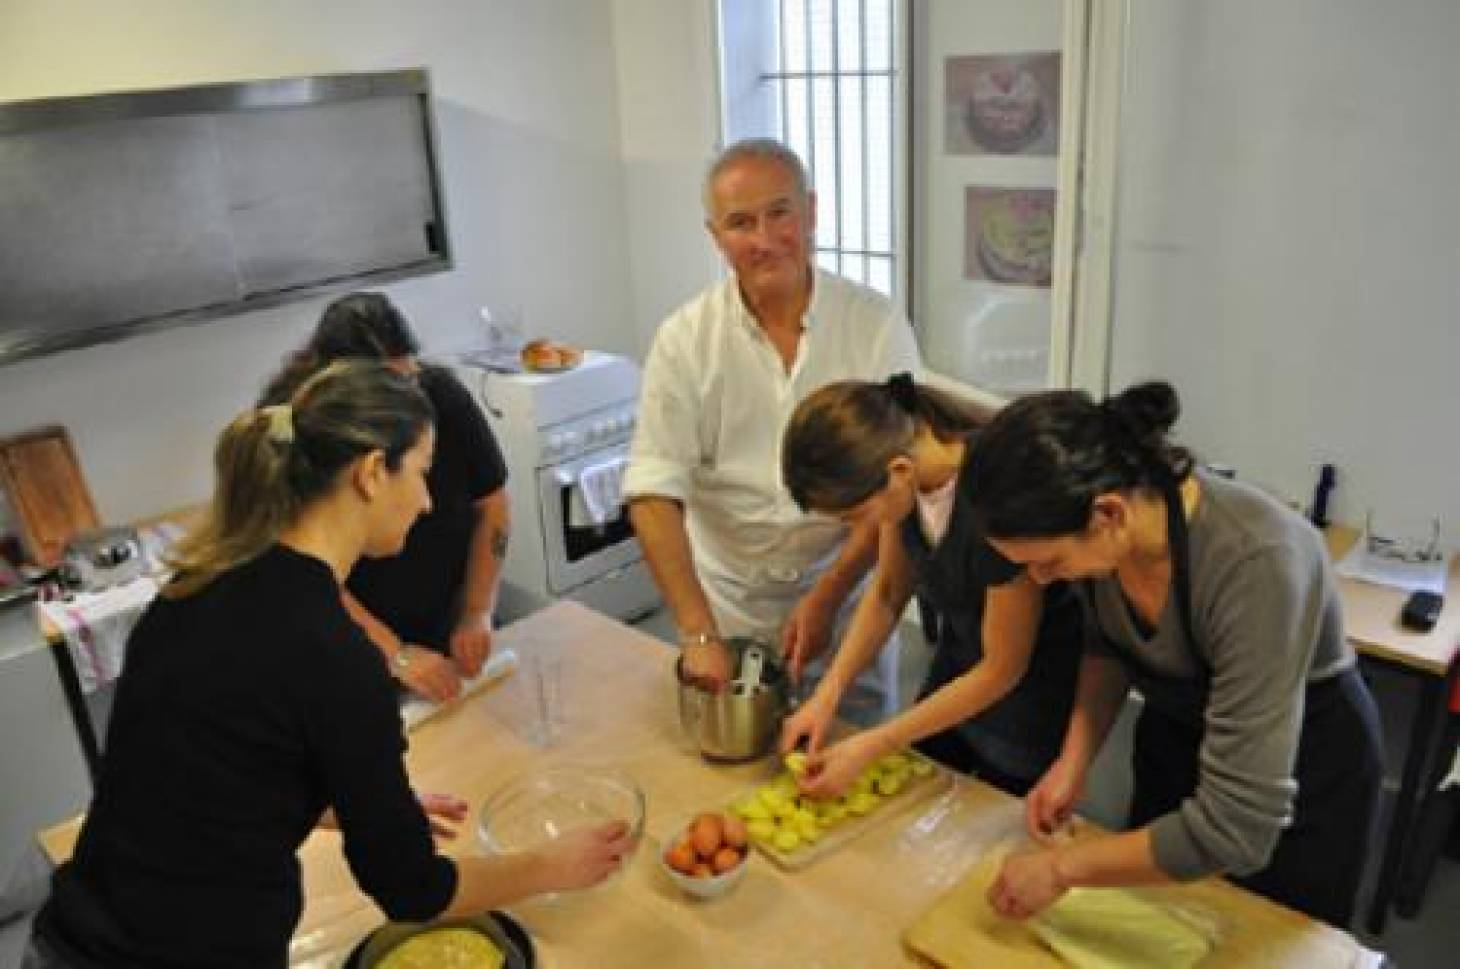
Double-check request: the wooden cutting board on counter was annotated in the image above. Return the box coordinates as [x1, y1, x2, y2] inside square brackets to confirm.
[903, 853, 1374, 968]
[0, 426, 100, 569]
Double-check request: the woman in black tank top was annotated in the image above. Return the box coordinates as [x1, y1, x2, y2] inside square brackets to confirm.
[777, 374, 1083, 799]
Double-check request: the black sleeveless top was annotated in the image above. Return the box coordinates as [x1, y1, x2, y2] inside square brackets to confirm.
[899, 450, 1083, 780]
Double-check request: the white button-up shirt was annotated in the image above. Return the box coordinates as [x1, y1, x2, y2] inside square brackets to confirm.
[624, 269, 922, 598]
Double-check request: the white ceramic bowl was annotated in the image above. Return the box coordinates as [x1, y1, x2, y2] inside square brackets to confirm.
[659, 818, 749, 900]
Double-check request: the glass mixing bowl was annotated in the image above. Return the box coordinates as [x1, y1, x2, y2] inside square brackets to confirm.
[477, 766, 645, 875]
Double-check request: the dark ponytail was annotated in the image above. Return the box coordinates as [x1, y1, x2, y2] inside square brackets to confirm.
[782, 375, 997, 513]
[967, 380, 1193, 540]
[260, 292, 422, 405]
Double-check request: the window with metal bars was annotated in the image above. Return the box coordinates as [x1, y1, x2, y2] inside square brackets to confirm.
[718, 0, 900, 298]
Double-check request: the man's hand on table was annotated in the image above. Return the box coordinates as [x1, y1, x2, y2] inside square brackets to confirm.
[988, 847, 1068, 920]
[395, 645, 463, 703]
[449, 610, 493, 679]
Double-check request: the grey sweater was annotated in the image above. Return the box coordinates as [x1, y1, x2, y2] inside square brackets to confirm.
[1082, 470, 1353, 881]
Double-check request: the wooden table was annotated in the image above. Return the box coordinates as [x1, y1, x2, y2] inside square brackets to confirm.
[1325, 527, 1460, 933]
[46, 600, 1379, 967]
[309, 602, 1386, 966]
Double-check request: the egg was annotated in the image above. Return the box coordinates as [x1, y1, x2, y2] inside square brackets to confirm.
[721, 814, 748, 849]
[693, 861, 715, 878]
[665, 840, 698, 875]
[712, 846, 743, 874]
[690, 813, 724, 858]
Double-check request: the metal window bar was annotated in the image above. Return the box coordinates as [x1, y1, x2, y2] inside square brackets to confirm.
[759, 0, 897, 295]
[803, 0, 815, 205]
[830, 0, 843, 278]
[852, 0, 864, 284]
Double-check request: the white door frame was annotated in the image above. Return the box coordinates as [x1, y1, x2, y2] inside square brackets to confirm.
[1061, 0, 1128, 395]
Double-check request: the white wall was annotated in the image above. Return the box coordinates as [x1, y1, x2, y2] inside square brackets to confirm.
[0, 0, 637, 522]
[1109, 0, 1460, 543]
[610, 0, 723, 351]
[911, 0, 1064, 395]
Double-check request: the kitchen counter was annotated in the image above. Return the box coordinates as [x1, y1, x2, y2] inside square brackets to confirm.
[43, 600, 1378, 966]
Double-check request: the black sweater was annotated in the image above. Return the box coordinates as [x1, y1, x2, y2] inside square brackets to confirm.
[348, 365, 507, 652]
[36, 545, 457, 968]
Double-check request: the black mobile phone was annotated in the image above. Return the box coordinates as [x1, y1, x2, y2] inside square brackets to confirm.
[1400, 590, 1445, 633]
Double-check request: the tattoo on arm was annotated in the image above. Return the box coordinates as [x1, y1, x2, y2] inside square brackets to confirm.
[491, 526, 509, 561]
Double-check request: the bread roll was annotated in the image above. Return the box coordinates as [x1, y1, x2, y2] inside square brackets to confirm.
[555, 343, 584, 368]
[521, 339, 562, 371]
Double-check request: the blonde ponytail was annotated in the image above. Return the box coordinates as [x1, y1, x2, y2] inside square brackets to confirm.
[165, 361, 433, 598]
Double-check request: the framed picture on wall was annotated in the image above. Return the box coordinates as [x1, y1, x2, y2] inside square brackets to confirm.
[964, 186, 1055, 287]
[945, 51, 1060, 157]
[910, 0, 1076, 396]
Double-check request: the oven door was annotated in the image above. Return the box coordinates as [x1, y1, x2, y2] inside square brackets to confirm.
[537, 444, 640, 596]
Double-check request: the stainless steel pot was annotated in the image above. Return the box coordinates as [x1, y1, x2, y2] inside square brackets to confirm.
[675, 636, 789, 763]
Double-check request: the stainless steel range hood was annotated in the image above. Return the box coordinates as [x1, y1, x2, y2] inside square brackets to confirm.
[0, 69, 453, 367]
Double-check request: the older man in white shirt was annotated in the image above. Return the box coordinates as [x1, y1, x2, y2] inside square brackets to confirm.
[625, 138, 921, 719]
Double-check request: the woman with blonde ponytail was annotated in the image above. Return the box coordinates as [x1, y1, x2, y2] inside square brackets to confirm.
[778, 373, 1084, 800]
[31, 362, 631, 969]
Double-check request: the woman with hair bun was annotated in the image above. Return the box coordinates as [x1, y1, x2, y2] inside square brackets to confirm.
[778, 373, 1083, 799]
[30, 362, 630, 969]
[965, 380, 1382, 928]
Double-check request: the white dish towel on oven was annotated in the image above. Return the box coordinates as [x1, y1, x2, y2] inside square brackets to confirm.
[569, 456, 628, 528]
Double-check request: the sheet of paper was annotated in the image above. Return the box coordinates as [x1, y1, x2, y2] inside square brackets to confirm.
[1335, 540, 1449, 596]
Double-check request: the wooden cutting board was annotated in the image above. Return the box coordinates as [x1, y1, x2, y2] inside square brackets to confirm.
[904, 853, 1373, 968]
[904, 854, 1076, 967]
[0, 426, 100, 568]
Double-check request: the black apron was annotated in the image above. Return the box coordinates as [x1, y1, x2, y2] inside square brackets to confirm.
[1108, 471, 1383, 928]
[901, 460, 1082, 796]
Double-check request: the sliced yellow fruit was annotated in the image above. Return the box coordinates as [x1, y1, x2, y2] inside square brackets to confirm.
[748, 818, 778, 843]
[773, 828, 802, 853]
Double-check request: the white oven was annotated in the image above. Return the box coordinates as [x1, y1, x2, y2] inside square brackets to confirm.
[451, 351, 658, 624]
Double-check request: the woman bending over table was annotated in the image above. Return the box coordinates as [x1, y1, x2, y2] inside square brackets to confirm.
[30, 362, 630, 969]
